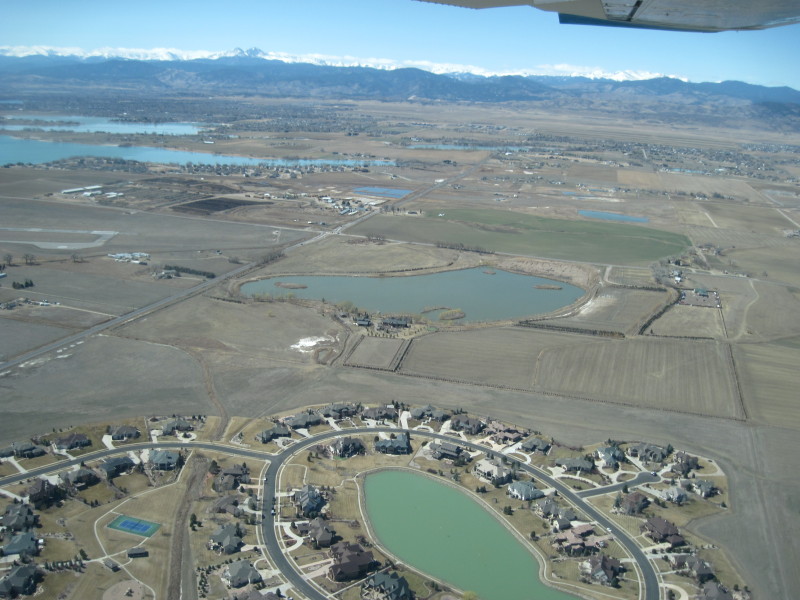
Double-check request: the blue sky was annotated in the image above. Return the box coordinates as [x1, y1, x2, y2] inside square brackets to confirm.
[2, 0, 799, 88]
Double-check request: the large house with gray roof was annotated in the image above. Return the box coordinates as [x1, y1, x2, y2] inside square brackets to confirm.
[361, 571, 413, 600]
[375, 433, 411, 455]
[0, 564, 41, 598]
[223, 560, 261, 588]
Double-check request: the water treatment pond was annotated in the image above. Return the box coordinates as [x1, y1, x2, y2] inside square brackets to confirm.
[364, 470, 578, 600]
[241, 267, 584, 323]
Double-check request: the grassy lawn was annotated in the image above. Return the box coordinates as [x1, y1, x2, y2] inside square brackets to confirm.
[353, 211, 690, 265]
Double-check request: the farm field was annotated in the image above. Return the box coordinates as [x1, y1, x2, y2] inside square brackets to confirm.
[399, 327, 598, 390]
[351, 209, 691, 265]
[534, 338, 742, 418]
[734, 341, 800, 429]
[648, 304, 726, 338]
[548, 287, 671, 335]
[345, 336, 407, 370]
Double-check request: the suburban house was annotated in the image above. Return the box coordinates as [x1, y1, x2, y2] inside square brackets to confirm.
[162, 418, 193, 436]
[362, 406, 398, 421]
[1, 531, 39, 558]
[619, 491, 649, 515]
[650, 485, 687, 505]
[213, 464, 250, 492]
[484, 421, 528, 445]
[473, 457, 512, 485]
[375, 433, 411, 455]
[149, 449, 180, 471]
[361, 571, 413, 600]
[329, 541, 376, 581]
[701, 581, 734, 600]
[212, 496, 242, 518]
[556, 457, 594, 474]
[294, 484, 326, 517]
[284, 412, 322, 430]
[26, 479, 60, 508]
[507, 480, 544, 502]
[0, 564, 41, 598]
[450, 415, 484, 435]
[581, 554, 624, 586]
[0, 504, 38, 532]
[59, 467, 99, 490]
[53, 433, 91, 451]
[409, 405, 434, 420]
[210, 523, 243, 555]
[669, 554, 715, 583]
[99, 456, 135, 480]
[109, 425, 140, 441]
[328, 437, 365, 458]
[429, 441, 465, 462]
[223, 560, 262, 588]
[672, 452, 700, 476]
[595, 446, 625, 469]
[693, 479, 718, 498]
[11, 441, 46, 459]
[641, 517, 685, 547]
[628, 442, 670, 464]
[304, 517, 336, 548]
[256, 424, 291, 444]
[521, 437, 551, 454]
[553, 524, 611, 555]
[322, 403, 359, 420]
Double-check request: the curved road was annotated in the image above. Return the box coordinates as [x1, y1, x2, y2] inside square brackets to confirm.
[0, 429, 660, 600]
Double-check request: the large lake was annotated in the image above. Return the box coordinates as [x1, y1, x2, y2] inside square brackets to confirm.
[241, 267, 583, 322]
[365, 470, 578, 600]
[0, 135, 394, 168]
[1, 114, 204, 135]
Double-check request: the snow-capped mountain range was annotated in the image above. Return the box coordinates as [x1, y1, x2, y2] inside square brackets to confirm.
[0, 45, 684, 83]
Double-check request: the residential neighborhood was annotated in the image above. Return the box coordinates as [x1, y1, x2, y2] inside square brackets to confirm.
[0, 405, 742, 600]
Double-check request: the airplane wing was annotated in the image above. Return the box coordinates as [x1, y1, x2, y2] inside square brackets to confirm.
[416, 0, 800, 32]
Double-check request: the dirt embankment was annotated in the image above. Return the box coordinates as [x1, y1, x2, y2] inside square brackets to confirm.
[495, 256, 600, 289]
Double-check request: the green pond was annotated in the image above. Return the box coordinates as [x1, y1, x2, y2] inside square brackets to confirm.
[364, 470, 578, 600]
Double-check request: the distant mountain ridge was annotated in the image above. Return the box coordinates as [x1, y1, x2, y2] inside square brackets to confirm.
[0, 47, 799, 109]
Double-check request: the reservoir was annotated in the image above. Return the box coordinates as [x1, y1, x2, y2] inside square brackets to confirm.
[364, 470, 577, 600]
[578, 209, 649, 223]
[1, 114, 204, 135]
[0, 135, 395, 168]
[241, 267, 584, 322]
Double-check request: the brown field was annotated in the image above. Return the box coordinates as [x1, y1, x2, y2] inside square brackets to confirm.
[553, 287, 670, 335]
[648, 304, 726, 339]
[345, 336, 406, 369]
[535, 338, 742, 418]
[400, 327, 588, 390]
[734, 342, 800, 429]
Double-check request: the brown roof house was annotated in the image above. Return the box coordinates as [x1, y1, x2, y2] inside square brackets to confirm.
[581, 554, 624, 586]
[329, 541, 376, 581]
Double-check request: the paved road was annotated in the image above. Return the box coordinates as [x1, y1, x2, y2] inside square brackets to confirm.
[2, 428, 661, 600]
[0, 261, 260, 372]
[577, 471, 659, 498]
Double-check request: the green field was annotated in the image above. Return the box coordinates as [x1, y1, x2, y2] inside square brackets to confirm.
[353, 209, 690, 264]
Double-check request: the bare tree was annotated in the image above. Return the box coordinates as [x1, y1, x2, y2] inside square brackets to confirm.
[3, 253, 12, 266]
[23, 253, 36, 265]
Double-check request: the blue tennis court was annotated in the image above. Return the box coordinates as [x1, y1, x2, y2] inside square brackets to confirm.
[107, 515, 160, 537]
